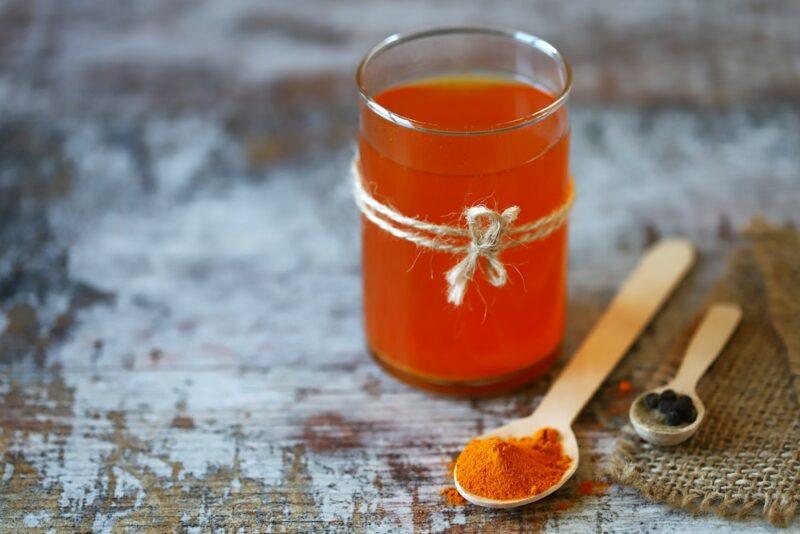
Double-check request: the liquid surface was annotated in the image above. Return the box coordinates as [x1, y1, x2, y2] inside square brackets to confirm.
[359, 75, 570, 384]
[374, 75, 556, 131]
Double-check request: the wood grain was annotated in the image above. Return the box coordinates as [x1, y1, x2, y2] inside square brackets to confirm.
[1, 0, 799, 531]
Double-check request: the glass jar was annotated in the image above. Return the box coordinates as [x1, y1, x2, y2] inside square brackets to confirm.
[356, 27, 572, 394]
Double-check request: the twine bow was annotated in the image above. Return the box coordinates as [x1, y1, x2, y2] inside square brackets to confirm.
[351, 158, 574, 306]
[445, 205, 520, 305]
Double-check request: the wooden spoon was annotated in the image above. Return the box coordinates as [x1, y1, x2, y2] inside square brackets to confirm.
[629, 303, 741, 446]
[454, 238, 695, 508]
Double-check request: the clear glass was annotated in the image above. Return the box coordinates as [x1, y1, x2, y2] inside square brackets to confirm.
[357, 27, 572, 394]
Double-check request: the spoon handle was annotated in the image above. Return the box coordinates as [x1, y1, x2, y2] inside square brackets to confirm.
[670, 303, 741, 393]
[532, 239, 695, 426]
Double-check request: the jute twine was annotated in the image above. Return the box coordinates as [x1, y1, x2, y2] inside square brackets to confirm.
[610, 220, 800, 527]
[351, 159, 575, 305]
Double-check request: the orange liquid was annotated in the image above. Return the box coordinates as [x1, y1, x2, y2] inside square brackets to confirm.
[359, 75, 570, 389]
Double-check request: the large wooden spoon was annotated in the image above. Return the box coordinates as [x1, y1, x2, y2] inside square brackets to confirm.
[454, 238, 695, 508]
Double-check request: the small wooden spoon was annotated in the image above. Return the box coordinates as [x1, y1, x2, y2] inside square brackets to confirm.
[630, 303, 741, 446]
[454, 238, 695, 508]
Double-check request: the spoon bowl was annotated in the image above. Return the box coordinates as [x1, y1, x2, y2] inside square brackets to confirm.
[454, 417, 579, 508]
[629, 386, 706, 447]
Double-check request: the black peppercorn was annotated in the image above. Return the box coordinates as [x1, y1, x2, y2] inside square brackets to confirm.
[659, 399, 675, 414]
[660, 389, 677, 402]
[665, 410, 684, 426]
[684, 407, 697, 423]
[675, 395, 693, 412]
[644, 392, 660, 409]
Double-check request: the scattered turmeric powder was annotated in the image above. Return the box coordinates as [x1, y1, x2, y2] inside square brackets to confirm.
[576, 480, 609, 496]
[454, 427, 572, 501]
[440, 487, 468, 506]
[617, 380, 633, 394]
[554, 500, 574, 511]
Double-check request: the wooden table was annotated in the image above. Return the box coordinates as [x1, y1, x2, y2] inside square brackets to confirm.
[1, 1, 798, 531]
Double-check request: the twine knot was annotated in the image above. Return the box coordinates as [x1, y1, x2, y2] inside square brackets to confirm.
[445, 205, 520, 305]
[351, 158, 574, 306]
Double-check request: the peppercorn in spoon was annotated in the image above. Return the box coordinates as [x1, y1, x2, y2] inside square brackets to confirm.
[454, 238, 695, 508]
[629, 303, 741, 447]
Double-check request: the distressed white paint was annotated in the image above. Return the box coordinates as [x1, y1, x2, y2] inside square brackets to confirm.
[1, 0, 799, 530]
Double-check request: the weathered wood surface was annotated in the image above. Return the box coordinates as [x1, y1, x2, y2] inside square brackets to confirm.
[1, 1, 799, 531]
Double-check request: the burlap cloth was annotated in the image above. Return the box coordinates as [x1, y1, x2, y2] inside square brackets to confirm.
[609, 220, 800, 527]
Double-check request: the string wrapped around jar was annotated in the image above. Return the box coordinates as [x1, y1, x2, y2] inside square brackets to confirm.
[352, 159, 575, 306]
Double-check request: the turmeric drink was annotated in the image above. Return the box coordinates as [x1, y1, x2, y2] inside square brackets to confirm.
[359, 76, 570, 390]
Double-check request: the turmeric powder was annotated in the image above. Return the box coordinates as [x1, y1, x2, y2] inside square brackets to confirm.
[440, 486, 468, 506]
[455, 427, 572, 500]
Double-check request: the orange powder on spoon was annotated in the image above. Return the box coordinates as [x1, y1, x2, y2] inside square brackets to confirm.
[455, 427, 572, 500]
